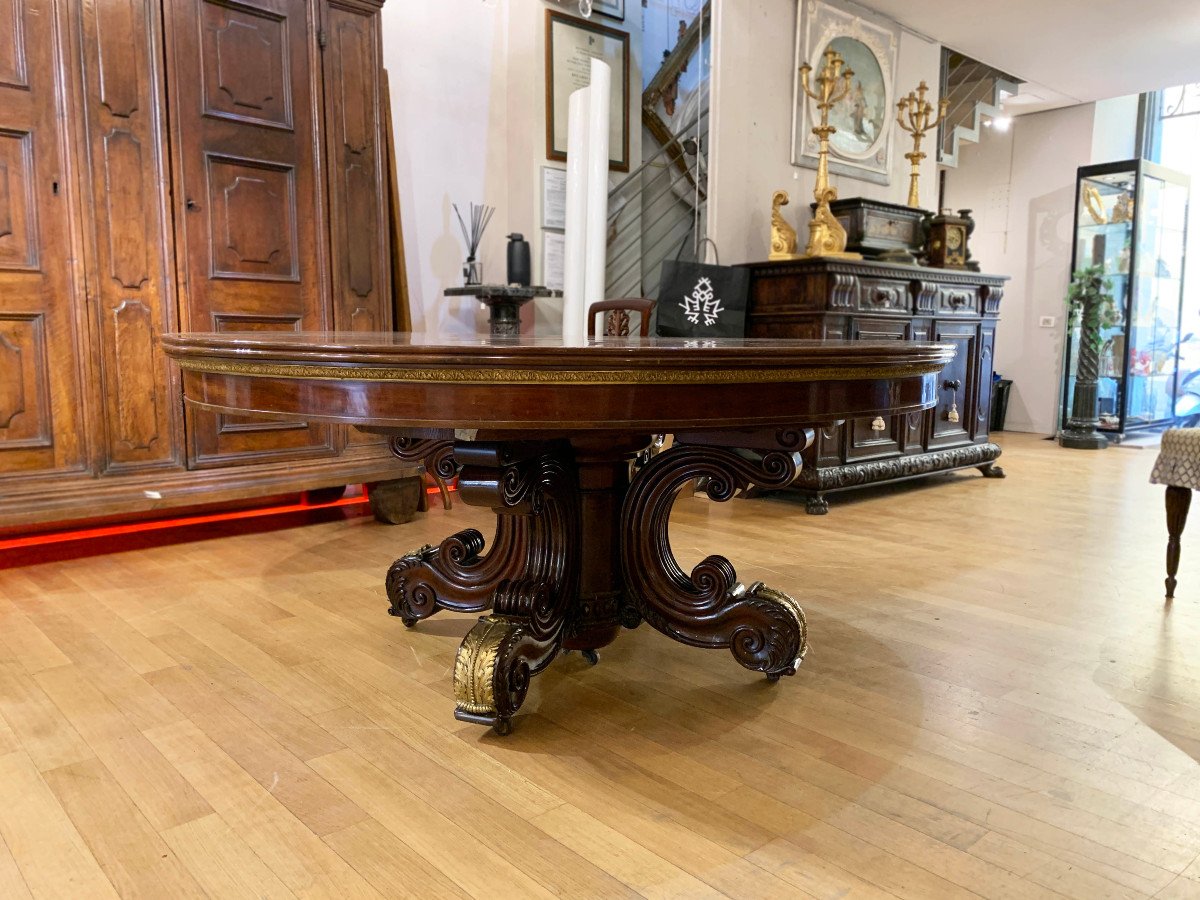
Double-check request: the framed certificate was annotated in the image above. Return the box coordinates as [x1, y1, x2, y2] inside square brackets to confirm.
[545, 10, 630, 172]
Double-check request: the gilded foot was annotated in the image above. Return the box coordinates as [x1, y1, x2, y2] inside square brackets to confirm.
[739, 581, 808, 678]
[453, 610, 558, 733]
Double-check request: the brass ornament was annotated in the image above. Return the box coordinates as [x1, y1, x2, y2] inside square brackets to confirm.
[1110, 191, 1134, 224]
[896, 81, 947, 209]
[453, 615, 528, 718]
[1083, 183, 1107, 225]
[769, 190, 800, 260]
[798, 48, 862, 260]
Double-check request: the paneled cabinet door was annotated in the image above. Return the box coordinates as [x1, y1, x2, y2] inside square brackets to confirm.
[74, 0, 181, 471]
[0, 0, 89, 477]
[164, 0, 335, 467]
[927, 320, 978, 449]
[321, 0, 389, 334]
[975, 323, 997, 441]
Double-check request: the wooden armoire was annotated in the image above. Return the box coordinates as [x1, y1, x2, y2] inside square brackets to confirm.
[0, 0, 404, 530]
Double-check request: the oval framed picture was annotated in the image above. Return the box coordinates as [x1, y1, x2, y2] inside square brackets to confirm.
[791, 0, 900, 185]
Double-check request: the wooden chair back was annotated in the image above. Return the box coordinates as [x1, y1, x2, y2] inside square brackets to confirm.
[587, 298, 656, 338]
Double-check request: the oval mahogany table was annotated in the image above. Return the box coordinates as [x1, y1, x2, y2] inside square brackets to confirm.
[164, 332, 954, 734]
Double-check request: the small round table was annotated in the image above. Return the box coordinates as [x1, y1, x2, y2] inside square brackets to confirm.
[444, 284, 561, 336]
[163, 332, 953, 735]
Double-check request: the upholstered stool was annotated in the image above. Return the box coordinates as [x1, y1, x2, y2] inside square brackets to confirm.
[1150, 429, 1200, 598]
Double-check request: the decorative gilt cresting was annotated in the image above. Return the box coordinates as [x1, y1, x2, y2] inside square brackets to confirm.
[896, 80, 947, 209]
[798, 48, 860, 260]
[620, 429, 812, 679]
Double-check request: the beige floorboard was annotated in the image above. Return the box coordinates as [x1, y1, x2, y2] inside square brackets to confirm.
[0, 433, 1197, 898]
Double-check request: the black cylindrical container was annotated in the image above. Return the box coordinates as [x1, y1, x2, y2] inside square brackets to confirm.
[506, 233, 531, 287]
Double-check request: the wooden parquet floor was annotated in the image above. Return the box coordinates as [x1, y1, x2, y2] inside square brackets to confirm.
[1, 432, 1199, 898]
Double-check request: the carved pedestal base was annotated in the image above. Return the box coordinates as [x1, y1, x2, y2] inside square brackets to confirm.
[382, 430, 813, 733]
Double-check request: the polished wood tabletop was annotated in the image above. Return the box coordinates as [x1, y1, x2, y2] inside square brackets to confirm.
[163, 331, 954, 735]
[162, 331, 955, 432]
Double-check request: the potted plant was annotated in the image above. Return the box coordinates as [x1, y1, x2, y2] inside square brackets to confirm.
[1059, 265, 1120, 449]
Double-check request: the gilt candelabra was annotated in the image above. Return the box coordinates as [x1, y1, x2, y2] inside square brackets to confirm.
[798, 48, 859, 259]
[896, 81, 947, 209]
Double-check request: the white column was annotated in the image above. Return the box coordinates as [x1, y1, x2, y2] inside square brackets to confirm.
[583, 59, 612, 326]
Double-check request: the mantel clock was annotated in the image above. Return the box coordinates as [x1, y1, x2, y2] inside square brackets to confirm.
[925, 210, 971, 269]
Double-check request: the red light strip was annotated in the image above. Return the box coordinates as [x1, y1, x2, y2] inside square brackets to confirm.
[0, 479, 458, 555]
[0, 493, 369, 551]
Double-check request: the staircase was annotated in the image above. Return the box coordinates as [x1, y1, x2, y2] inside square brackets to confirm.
[938, 48, 1021, 168]
[604, 2, 710, 301]
[605, 108, 707, 300]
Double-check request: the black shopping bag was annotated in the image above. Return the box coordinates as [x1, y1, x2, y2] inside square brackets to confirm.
[656, 237, 749, 338]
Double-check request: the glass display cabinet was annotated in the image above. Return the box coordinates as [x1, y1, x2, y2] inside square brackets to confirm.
[1061, 159, 1190, 437]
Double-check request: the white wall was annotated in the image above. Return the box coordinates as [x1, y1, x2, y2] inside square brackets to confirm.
[381, 1, 641, 336]
[942, 97, 1139, 435]
[382, 2, 509, 335]
[709, 0, 942, 263]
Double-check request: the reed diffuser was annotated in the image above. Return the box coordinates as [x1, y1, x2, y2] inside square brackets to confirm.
[454, 202, 495, 285]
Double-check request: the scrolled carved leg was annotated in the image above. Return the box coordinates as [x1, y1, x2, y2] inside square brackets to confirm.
[621, 431, 811, 679]
[385, 522, 527, 625]
[447, 443, 580, 731]
[978, 463, 1006, 479]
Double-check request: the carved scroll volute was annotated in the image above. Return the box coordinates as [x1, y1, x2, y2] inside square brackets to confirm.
[621, 435, 808, 677]
[388, 435, 458, 482]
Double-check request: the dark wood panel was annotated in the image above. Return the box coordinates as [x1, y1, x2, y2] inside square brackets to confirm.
[111, 299, 161, 451]
[206, 154, 299, 281]
[0, 128, 36, 270]
[200, 0, 293, 129]
[927, 320, 978, 449]
[74, 0, 181, 471]
[0, 0, 27, 89]
[0, 0, 87, 477]
[0, 313, 50, 448]
[101, 129, 150, 288]
[322, 2, 388, 332]
[97, 0, 140, 116]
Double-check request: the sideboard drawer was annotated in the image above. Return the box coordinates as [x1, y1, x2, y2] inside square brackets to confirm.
[939, 286, 980, 315]
[857, 278, 911, 314]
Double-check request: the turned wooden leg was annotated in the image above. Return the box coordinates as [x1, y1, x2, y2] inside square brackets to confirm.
[1166, 485, 1192, 600]
[621, 429, 813, 679]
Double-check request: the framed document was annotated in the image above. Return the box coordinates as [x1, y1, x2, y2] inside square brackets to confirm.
[545, 10, 630, 172]
[541, 166, 567, 231]
[593, 0, 625, 20]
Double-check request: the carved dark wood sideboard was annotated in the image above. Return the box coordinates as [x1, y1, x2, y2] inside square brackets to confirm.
[743, 258, 1007, 514]
[0, 0, 404, 530]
